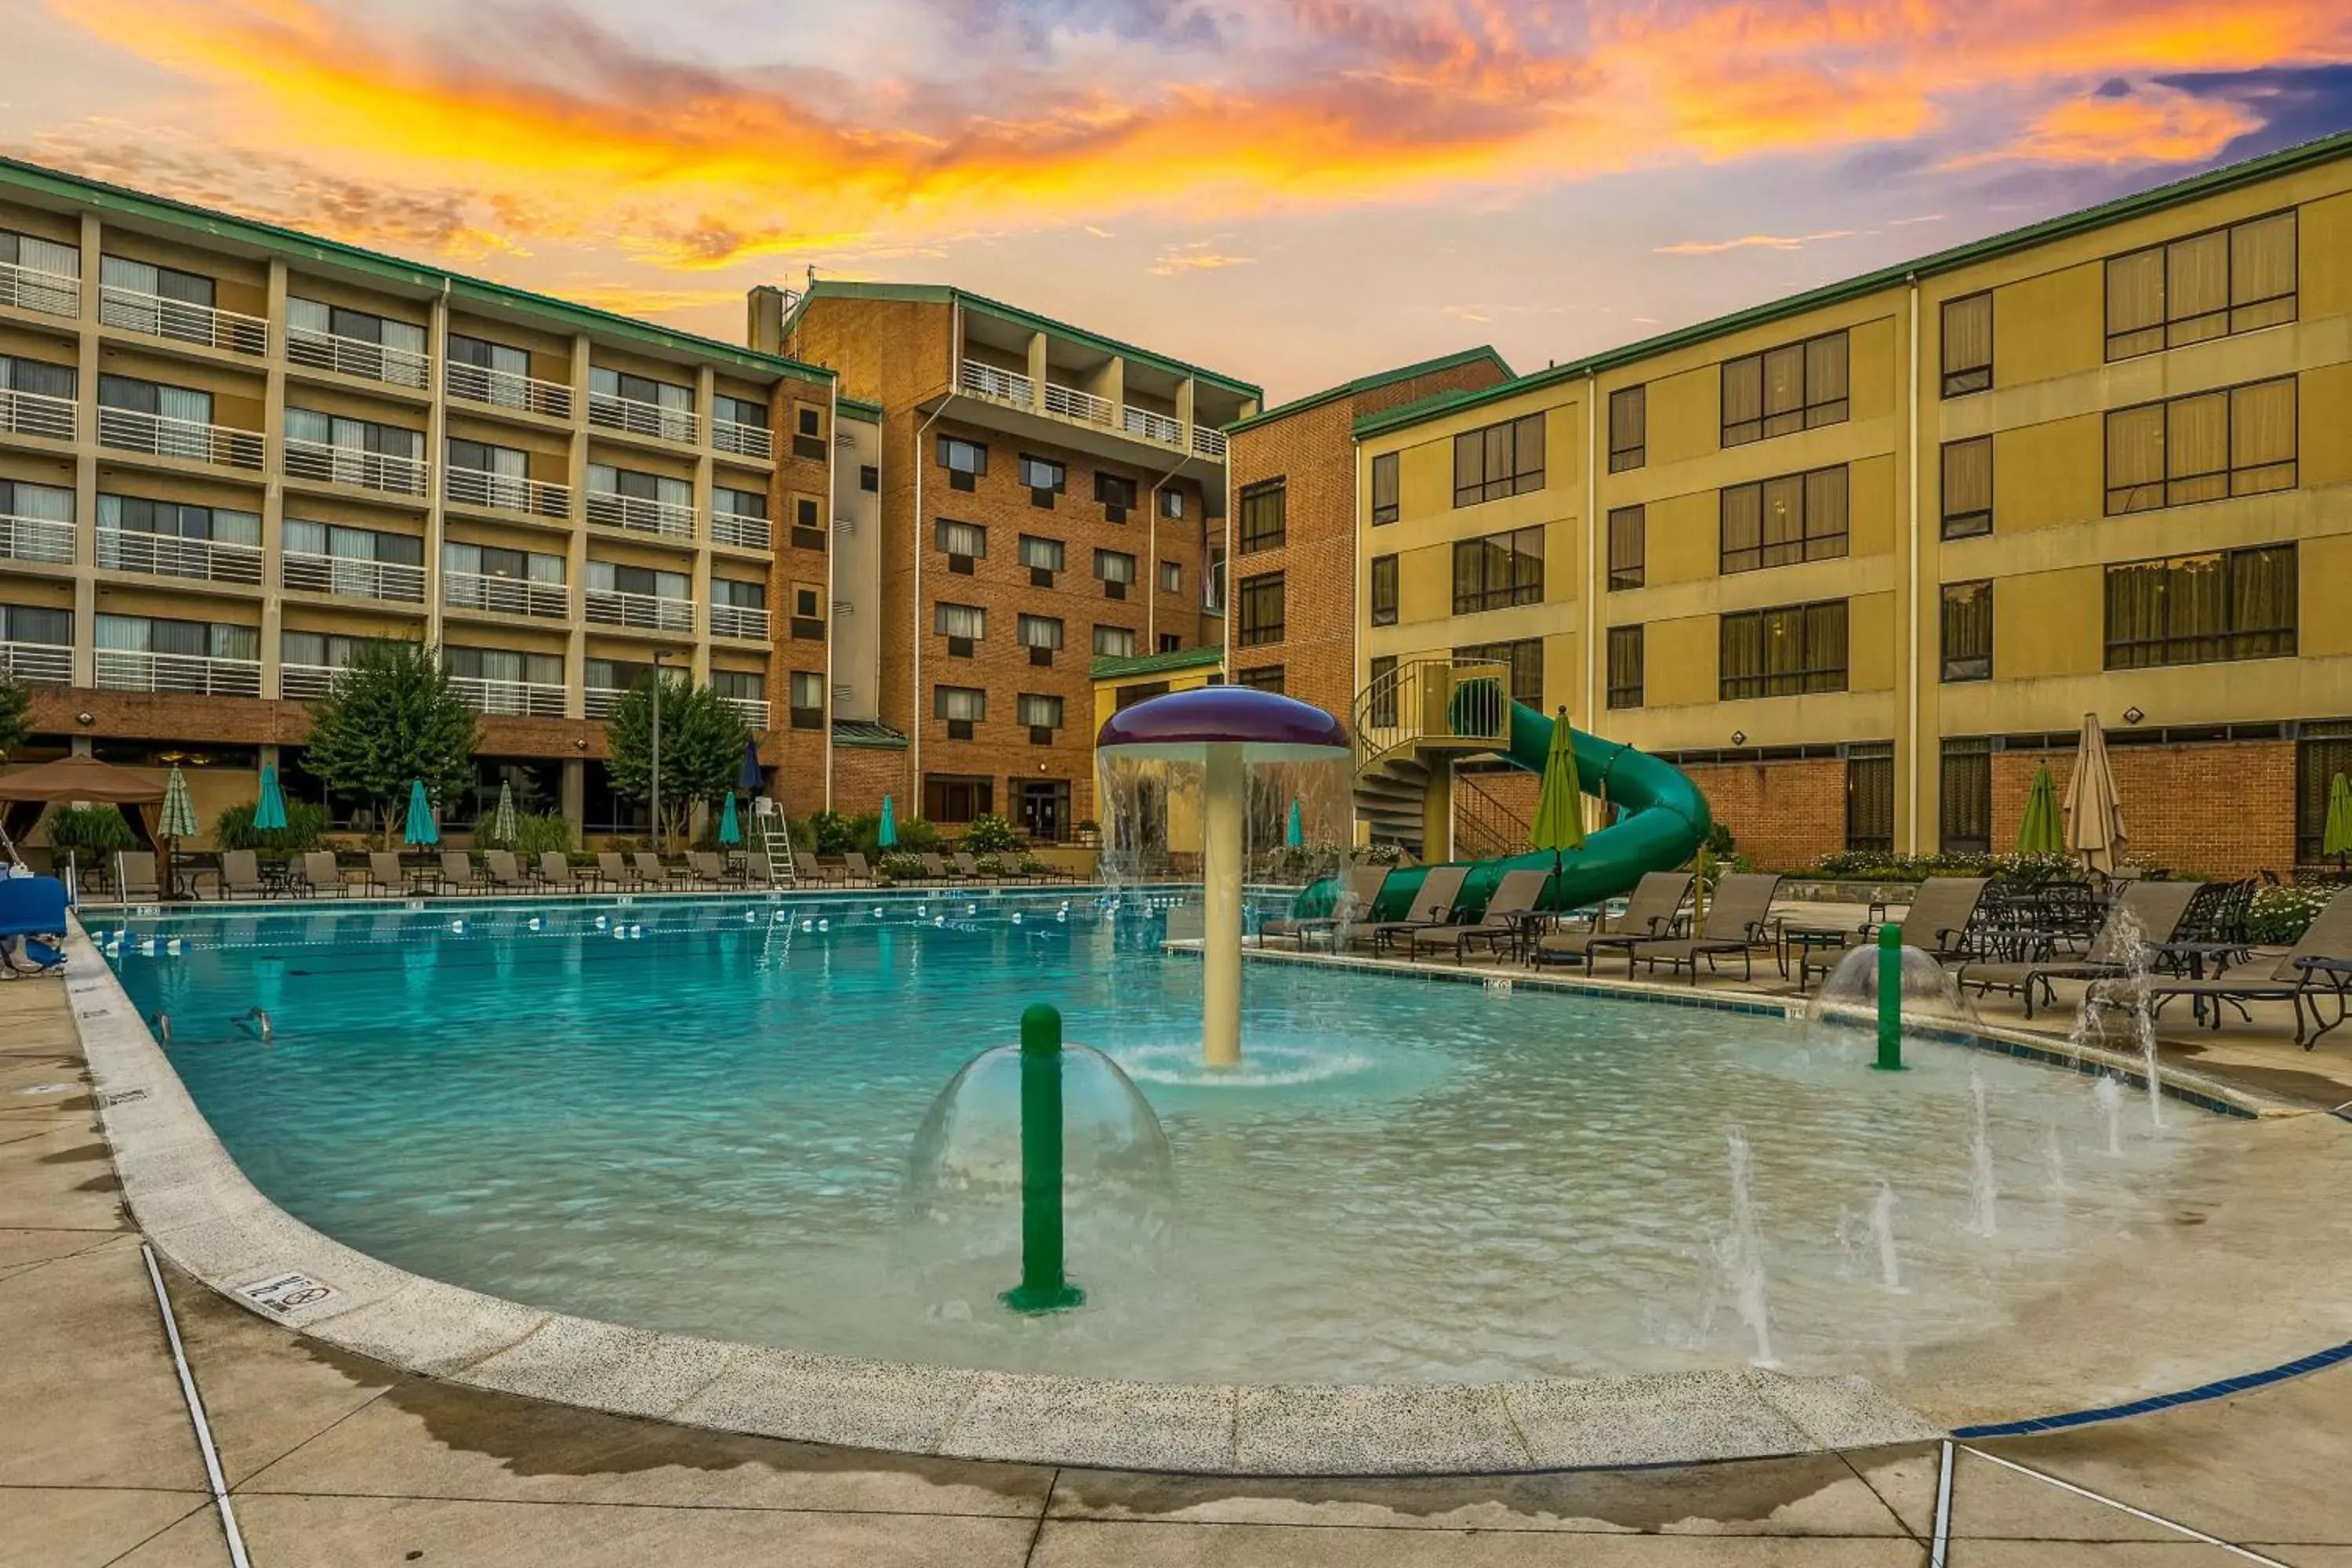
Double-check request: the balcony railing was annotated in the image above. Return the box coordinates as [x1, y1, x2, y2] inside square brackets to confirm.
[713, 419, 773, 459]
[286, 325, 430, 389]
[585, 588, 695, 633]
[443, 570, 570, 620]
[0, 641, 71, 684]
[282, 437, 429, 495]
[450, 676, 565, 717]
[720, 695, 771, 729]
[99, 285, 268, 355]
[585, 489, 696, 539]
[710, 510, 771, 550]
[95, 648, 262, 698]
[0, 512, 74, 565]
[1192, 425, 1228, 459]
[587, 390, 697, 444]
[96, 528, 264, 586]
[444, 465, 572, 519]
[2, 389, 77, 441]
[1043, 381, 1113, 425]
[97, 406, 265, 468]
[960, 360, 1035, 405]
[583, 685, 627, 720]
[277, 662, 345, 701]
[0, 260, 78, 318]
[281, 550, 426, 603]
[709, 603, 771, 641]
[1123, 406, 1182, 446]
[445, 360, 572, 419]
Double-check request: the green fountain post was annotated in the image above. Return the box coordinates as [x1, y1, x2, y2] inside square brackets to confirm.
[1000, 1002, 1087, 1314]
[1873, 921, 1907, 1072]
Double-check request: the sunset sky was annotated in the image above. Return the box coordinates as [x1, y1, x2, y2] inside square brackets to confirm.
[8, 0, 2350, 401]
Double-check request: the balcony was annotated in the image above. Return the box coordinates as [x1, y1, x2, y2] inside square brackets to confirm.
[583, 685, 627, 720]
[0, 260, 78, 318]
[1192, 425, 1228, 459]
[1044, 382, 1114, 426]
[588, 390, 697, 444]
[710, 510, 771, 550]
[282, 437, 428, 495]
[960, 360, 1035, 406]
[585, 588, 695, 633]
[281, 550, 426, 604]
[713, 418, 773, 459]
[444, 465, 572, 520]
[585, 489, 696, 539]
[1123, 406, 1181, 446]
[2, 389, 77, 442]
[286, 325, 430, 389]
[956, 358, 1225, 459]
[97, 406, 264, 469]
[450, 675, 565, 717]
[99, 285, 268, 356]
[445, 361, 572, 419]
[278, 662, 343, 701]
[95, 648, 262, 698]
[709, 603, 770, 641]
[0, 511, 73, 565]
[720, 695, 771, 729]
[96, 528, 263, 586]
[0, 641, 71, 684]
[443, 570, 571, 621]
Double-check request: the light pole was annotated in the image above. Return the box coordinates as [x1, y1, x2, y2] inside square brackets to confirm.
[650, 648, 673, 852]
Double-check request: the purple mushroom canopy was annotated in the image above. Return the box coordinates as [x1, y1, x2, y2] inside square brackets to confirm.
[1095, 685, 1351, 762]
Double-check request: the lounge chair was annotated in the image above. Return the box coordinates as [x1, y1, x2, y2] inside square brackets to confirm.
[539, 852, 586, 893]
[364, 851, 406, 895]
[115, 851, 163, 904]
[219, 850, 269, 901]
[2089, 885, 2352, 1047]
[917, 852, 965, 884]
[1956, 880, 2205, 1018]
[441, 851, 486, 895]
[296, 851, 345, 898]
[1594, 873, 1784, 983]
[484, 851, 532, 893]
[842, 851, 877, 886]
[953, 851, 1004, 884]
[1531, 871, 1693, 971]
[633, 851, 688, 890]
[1261, 863, 1390, 949]
[0, 875, 69, 976]
[1798, 877, 1989, 992]
[1363, 865, 1472, 954]
[687, 851, 741, 890]
[597, 851, 639, 891]
[793, 851, 839, 887]
[1408, 867, 1552, 964]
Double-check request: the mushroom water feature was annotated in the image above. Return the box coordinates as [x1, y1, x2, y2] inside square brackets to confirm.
[1095, 686, 1353, 1069]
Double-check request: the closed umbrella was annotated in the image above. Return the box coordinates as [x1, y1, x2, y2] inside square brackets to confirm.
[2016, 762, 2064, 855]
[159, 764, 198, 900]
[2325, 771, 2352, 871]
[490, 780, 517, 847]
[2063, 712, 2128, 877]
[403, 779, 440, 848]
[878, 793, 897, 850]
[1285, 797, 1303, 848]
[738, 739, 763, 796]
[717, 791, 742, 847]
[1529, 705, 1587, 899]
[253, 761, 288, 832]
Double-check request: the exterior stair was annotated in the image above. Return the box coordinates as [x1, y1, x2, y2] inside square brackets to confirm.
[1352, 656, 1515, 860]
[750, 797, 796, 889]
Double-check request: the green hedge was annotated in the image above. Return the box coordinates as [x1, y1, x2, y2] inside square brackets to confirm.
[214, 800, 329, 853]
[47, 804, 138, 858]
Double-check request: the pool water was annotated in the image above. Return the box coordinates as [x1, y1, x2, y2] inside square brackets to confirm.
[103, 894, 2233, 1385]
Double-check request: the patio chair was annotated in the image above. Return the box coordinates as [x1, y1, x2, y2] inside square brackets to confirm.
[441, 851, 486, 895]
[917, 852, 967, 884]
[1361, 865, 1472, 955]
[686, 851, 741, 890]
[539, 853, 588, 894]
[1407, 868, 1552, 964]
[218, 850, 269, 901]
[1955, 879, 2205, 1018]
[296, 852, 345, 898]
[365, 851, 408, 896]
[1798, 877, 1990, 992]
[842, 851, 877, 886]
[597, 851, 639, 891]
[1531, 871, 1693, 971]
[0, 875, 70, 977]
[114, 851, 163, 904]
[483, 851, 532, 893]
[2089, 886, 2352, 1047]
[633, 851, 688, 890]
[1584, 873, 1780, 984]
[1261, 863, 1390, 949]
[953, 851, 1004, 884]
[793, 851, 839, 887]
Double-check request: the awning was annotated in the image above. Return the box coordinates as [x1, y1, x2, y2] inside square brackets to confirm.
[0, 754, 168, 804]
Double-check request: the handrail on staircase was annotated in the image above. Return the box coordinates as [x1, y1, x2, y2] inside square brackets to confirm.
[1352, 656, 1514, 776]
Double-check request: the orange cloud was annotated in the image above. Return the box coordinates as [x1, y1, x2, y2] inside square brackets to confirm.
[1947, 88, 2267, 169]
[1656, 229, 1863, 255]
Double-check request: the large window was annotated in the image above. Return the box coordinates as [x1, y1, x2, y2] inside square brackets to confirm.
[1367, 654, 1399, 728]
[1722, 330, 1848, 446]
[1940, 579, 1992, 682]
[2298, 727, 2352, 866]
[2104, 544, 2296, 670]
[936, 435, 987, 491]
[1940, 738, 1992, 855]
[1846, 745, 1895, 853]
[1941, 437, 1993, 539]
[1606, 506, 1644, 590]
[1452, 525, 1544, 613]
[1720, 466, 1848, 574]
[1719, 600, 1847, 699]
[924, 774, 993, 822]
[1608, 385, 1646, 472]
[787, 671, 822, 729]
[1094, 470, 1138, 519]
[934, 602, 985, 652]
[1240, 479, 1286, 553]
[1452, 637, 1542, 710]
[2105, 210, 2296, 361]
[1093, 624, 1136, 658]
[2105, 377, 2296, 514]
[1238, 572, 1285, 647]
[1941, 293, 1992, 397]
[1370, 554, 1399, 626]
[1370, 452, 1400, 525]
[1453, 413, 1545, 506]
[1606, 625, 1644, 710]
[1235, 666, 1287, 693]
[1019, 455, 1065, 502]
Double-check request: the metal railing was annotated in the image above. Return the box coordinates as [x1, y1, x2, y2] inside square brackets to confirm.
[280, 550, 426, 602]
[443, 570, 571, 620]
[710, 510, 771, 550]
[1123, 405, 1183, 446]
[585, 489, 696, 539]
[584, 588, 695, 633]
[583, 685, 627, 720]
[0, 512, 74, 565]
[286, 325, 430, 388]
[1042, 380, 1112, 425]
[713, 419, 773, 459]
[277, 662, 344, 701]
[2, 389, 77, 441]
[94, 648, 263, 698]
[1353, 656, 1514, 776]
[1191, 425, 1229, 459]
[587, 390, 698, 444]
[449, 675, 566, 717]
[99, 285, 268, 355]
[0, 260, 78, 318]
[720, 695, 771, 728]
[282, 437, 429, 495]
[445, 360, 572, 418]
[709, 602, 770, 641]
[97, 406, 265, 468]
[0, 641, 71, 684]
[96, 528, 264, 586]
[960, 360, 1034, 405]
[444, 464, 571, 518]
[1454, 773, 1534, 861]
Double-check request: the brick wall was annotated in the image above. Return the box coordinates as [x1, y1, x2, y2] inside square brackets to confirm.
[830, 744, 910, 818]
[765, 367, 837, 818]
[1991, 741, 2295, 878]
[1678, 757, 1849, 871]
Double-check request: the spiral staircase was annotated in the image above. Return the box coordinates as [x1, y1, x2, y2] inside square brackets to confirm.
[1352, 656, 1524, 860]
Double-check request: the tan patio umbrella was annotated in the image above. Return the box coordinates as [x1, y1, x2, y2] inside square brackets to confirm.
[2062, 711, 2128, 877]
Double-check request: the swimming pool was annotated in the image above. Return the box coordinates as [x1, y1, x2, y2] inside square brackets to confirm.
[101, 891, 2233, 1387]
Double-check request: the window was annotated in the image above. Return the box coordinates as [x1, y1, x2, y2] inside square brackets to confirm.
[1158, 487, 1185, 520]
[1370, 452, 1400, 525]
[924, 775, 993, 822]
[1452, 525, 1544, 613]
[99, 495, 260, 545]
[442, 540, 564, 583]
[1370, 554, 1399, 626]
[441, 644, 561, 687]
[1019, 692, 1065, 734]
[1606, 506, 1644, 590]
[1452, 637, 1542, 710]
[1941, 293, 1993, 397]
[789, 670, 824, 729]
[1019, 615, 1065, 650]
[1846, 744, 1895, 853]
[2297, 727, 2352, 865]
[587, 462, 690, 512]
[1940, 738, 1992, 855]
[1720, 466, 1848, 573]
[0, 601, 71, 652]
[938, 435, 987, 491]
[1940, 580, 1992, 682]
[1237, 572, 1285, 647]
[1240, 480, 1286, 552]
[1020, 455, 1065, 505]
[1608, 386, 1646, 471]
[2106, 210, 2296, 361]
[1719, 600, 1848, 699]
[933, 686, 985, 741]
[935, 602, 985, 655]
[1159, 560, 1181, 594]
[790, 584, 820, 619]
[716, 578, 767, 608]
[1095, 471, 1138, 520]
[1453, 413, 1545, 505]
[935, 518, 985, 572]
[446, 332, 532, 400]
[859, 464, 879, 492]
[1095, 549, 1136, 600]
[1235, 666, 1286, 692]
[1, 353, 77, 401]
[2104, 544, 2296, 670]
[1367, 655, 1399, 728]
[2105, 377, 2296, 514]
[1722, 330, 1849, 446]
[586, 561, 688, 601]
[1157, 633, 1182, 653]
[1606, 625, 1644, 710]
[1020, 533, 1063, 587]
[714, 393, 765, 430]
[1093, 625, 1136, 659]
[287, 296, 428, 383]
[0, 481, 71, 561]
[1941, 438, 1993, 539]
[792, 495, 826, 552]
[1116, 681, 1170, 710]
[789, 404, 826, 459]
[590, 366, 695, 440]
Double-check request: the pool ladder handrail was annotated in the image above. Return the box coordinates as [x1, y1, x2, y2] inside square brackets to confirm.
[236, 1006, 272, 1042]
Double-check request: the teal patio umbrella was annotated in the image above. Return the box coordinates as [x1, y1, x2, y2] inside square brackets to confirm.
[1529, 706, 1587, 894]
[1285, 797, 1304, 848]
[717, 792, 742, 847]
[2325, 771, 2352, 870]
[2016, 762, 2064, 855]
[158, 763, 198, 899]
[878, 793, 897, 849]
[403, 779, 439, 848]
[490, 780, 517, 847]
[253, 761, 288, 833]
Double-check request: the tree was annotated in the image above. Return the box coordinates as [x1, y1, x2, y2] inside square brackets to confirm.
[300, 640, 481, 845]
[0, 668, 29, 761]
[603, 673, 751, 850]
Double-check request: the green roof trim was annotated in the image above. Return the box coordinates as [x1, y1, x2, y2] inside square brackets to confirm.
[783, 280, 1260, 400]
[831, 719, 908, 750]
[1225, 344, 1512, 437]
[1090, 645, 1225, 681]
[836, 395, 884, 424]
[0, 155, 834, 385]
[1353, 128, 2352, 443]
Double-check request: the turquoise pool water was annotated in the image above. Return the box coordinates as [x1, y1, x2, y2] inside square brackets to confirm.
[101, 892, 2234, 1384]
